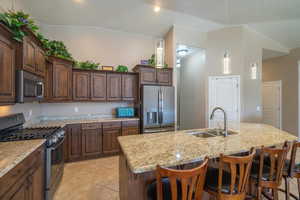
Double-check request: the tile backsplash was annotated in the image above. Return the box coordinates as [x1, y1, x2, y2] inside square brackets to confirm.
[0, 102, 133, 123]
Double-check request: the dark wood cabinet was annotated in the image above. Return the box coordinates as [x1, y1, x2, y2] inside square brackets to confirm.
[122, 120, 140, 136]
[82, 123, 102, 157]
[16, 28, 46, 77]
[65, 120, 138, 162]
[122, 74, 138, 101]
[103, 122, 122, 154]
[157, 68, 173, 86]
[107, 73, 122, 101]
[133, 65, 173, 86]
[73, 70, 90, 101]
[0, 145, 45, 200]
[134, 65, 156, 85]
[91, 72, 106, 101]
[35, 46, 46, 77]
[23, 36, 36, 74]
[45, 57, 73, 102]
[0, 24, 15, 105]
[67, 124, 82, 161]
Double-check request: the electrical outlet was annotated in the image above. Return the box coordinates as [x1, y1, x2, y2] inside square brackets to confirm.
[74, 107, 79, 113]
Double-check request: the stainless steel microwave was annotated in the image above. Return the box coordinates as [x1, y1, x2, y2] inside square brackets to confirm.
[16, 70, 44, 103]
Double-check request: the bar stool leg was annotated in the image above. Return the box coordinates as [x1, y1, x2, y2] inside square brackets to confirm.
[285, 176, 290, 200]
[257, 186, 262, 200]
[273, 189, 279, 200]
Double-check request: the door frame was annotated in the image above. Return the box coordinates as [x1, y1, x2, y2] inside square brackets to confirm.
[208, 75, 241, 128]
[298, 61, 300, 139]
[262, 80, 282, 130]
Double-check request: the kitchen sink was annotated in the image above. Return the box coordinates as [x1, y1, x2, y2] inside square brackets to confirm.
[185, 129, 238, 138]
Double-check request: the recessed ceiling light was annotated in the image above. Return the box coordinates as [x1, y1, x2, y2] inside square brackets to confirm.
[154, 6, 160, 12]
[73, 0, 84, 3]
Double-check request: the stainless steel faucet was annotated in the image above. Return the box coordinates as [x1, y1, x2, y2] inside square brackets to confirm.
[210, 107, 228, 137]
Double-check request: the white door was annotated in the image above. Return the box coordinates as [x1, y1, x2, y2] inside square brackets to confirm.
[262, 81, 281, 129]
[208, 76, 240, 128]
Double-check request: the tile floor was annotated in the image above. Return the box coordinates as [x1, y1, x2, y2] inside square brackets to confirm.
[54, 156, 299, 200]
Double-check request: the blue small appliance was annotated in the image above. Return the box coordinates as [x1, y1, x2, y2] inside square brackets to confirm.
[116, 107, 135, 118]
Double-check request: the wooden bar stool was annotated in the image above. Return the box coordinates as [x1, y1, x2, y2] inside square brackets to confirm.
[250, 142, 290, 200]
[281, 141, 300, 200]
[147, 157, 209, 200]
[204, 148, 255, 200]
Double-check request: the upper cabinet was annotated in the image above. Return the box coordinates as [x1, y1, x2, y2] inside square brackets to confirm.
[73, 70, 90, 101]
[91, 72, 107, 101]
[133, 65, 173, 86]
[45, 56, 73, 102]
[0, 24, 15, 105]
[157, 68, 173, 86]
[16, 28, 46, 77]
[72, 70, 137, 102]
[107, 73, 122, 101]
[122, 74, 138, 101]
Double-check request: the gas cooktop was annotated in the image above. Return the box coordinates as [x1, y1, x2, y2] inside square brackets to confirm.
[0, 127, 62, 142]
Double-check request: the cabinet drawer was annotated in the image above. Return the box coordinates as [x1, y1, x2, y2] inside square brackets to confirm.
[103, 122, 121, 129]
[122, 127, 139, 136]
[122, 120, 139, 128]
[81, 123, 101, 130]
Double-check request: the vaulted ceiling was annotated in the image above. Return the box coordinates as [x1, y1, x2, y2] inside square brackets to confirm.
[18, 0, 300, 49]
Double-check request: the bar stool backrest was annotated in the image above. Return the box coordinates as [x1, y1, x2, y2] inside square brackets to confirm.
[289, 141, 300, 178]
[218, 148, 256, 199]
[258, 142, 290, 187]
[156, 157, 209, 200]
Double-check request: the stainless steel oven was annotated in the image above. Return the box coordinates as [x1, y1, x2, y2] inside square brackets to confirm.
[16, 70, 44, 103]
[46, 131, 65, 200]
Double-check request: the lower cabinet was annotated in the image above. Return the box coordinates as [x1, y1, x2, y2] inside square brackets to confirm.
[67, 124, 82, 161]
[82, 123, 102, 157]
[103, 122, 122, 154]
[0, 145, 45, 200]
[65, 120, 139, 162]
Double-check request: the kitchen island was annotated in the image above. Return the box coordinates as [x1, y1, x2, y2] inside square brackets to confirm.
[118, 123, 297, 200]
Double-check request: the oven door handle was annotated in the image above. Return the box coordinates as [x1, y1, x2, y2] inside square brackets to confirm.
[49, 137, 65, 150]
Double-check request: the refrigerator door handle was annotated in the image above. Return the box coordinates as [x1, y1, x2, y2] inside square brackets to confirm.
[158, 89, 163, 124]
[160, 90, 164, 124]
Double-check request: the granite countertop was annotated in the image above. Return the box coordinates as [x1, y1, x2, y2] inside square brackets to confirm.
[25, 117, 140, 128]
[118, 123, 298, 174]
[0, 139, 45, 178]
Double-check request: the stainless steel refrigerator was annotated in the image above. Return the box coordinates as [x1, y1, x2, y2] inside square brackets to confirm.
[141, 85, 175, 133]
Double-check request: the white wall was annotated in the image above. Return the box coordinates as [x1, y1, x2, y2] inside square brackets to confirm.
[39, 24, 157, 71]
[179, 50, 206, 129]
[39, 102, 132, 118]
[174, 26, 267, 129]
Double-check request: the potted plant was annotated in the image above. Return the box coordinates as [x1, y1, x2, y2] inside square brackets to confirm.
[74, 61, 101, 70]
[116, 65, 129, 72]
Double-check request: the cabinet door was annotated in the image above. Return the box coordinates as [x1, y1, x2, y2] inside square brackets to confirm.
[122, 74, 137, 101]
[122, 121, 139, 136]
[67, 124, 82, 161]
[35, 46, 46, 77]
[107, 73, 122, 101]
[157, 69, 173, 86]
[82, 123, 102, 156]
[0, 34, 15, 104]
[23, 37, 36, 74]
[91, 72, 106, 101]
[31, 164, 44, 200]
[73, 71, 90, 101]
[140, 67, 156, 85]
[7, 180, 30, 200]
[102, 128, 121, 154]
[53, 62, 72, 100]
